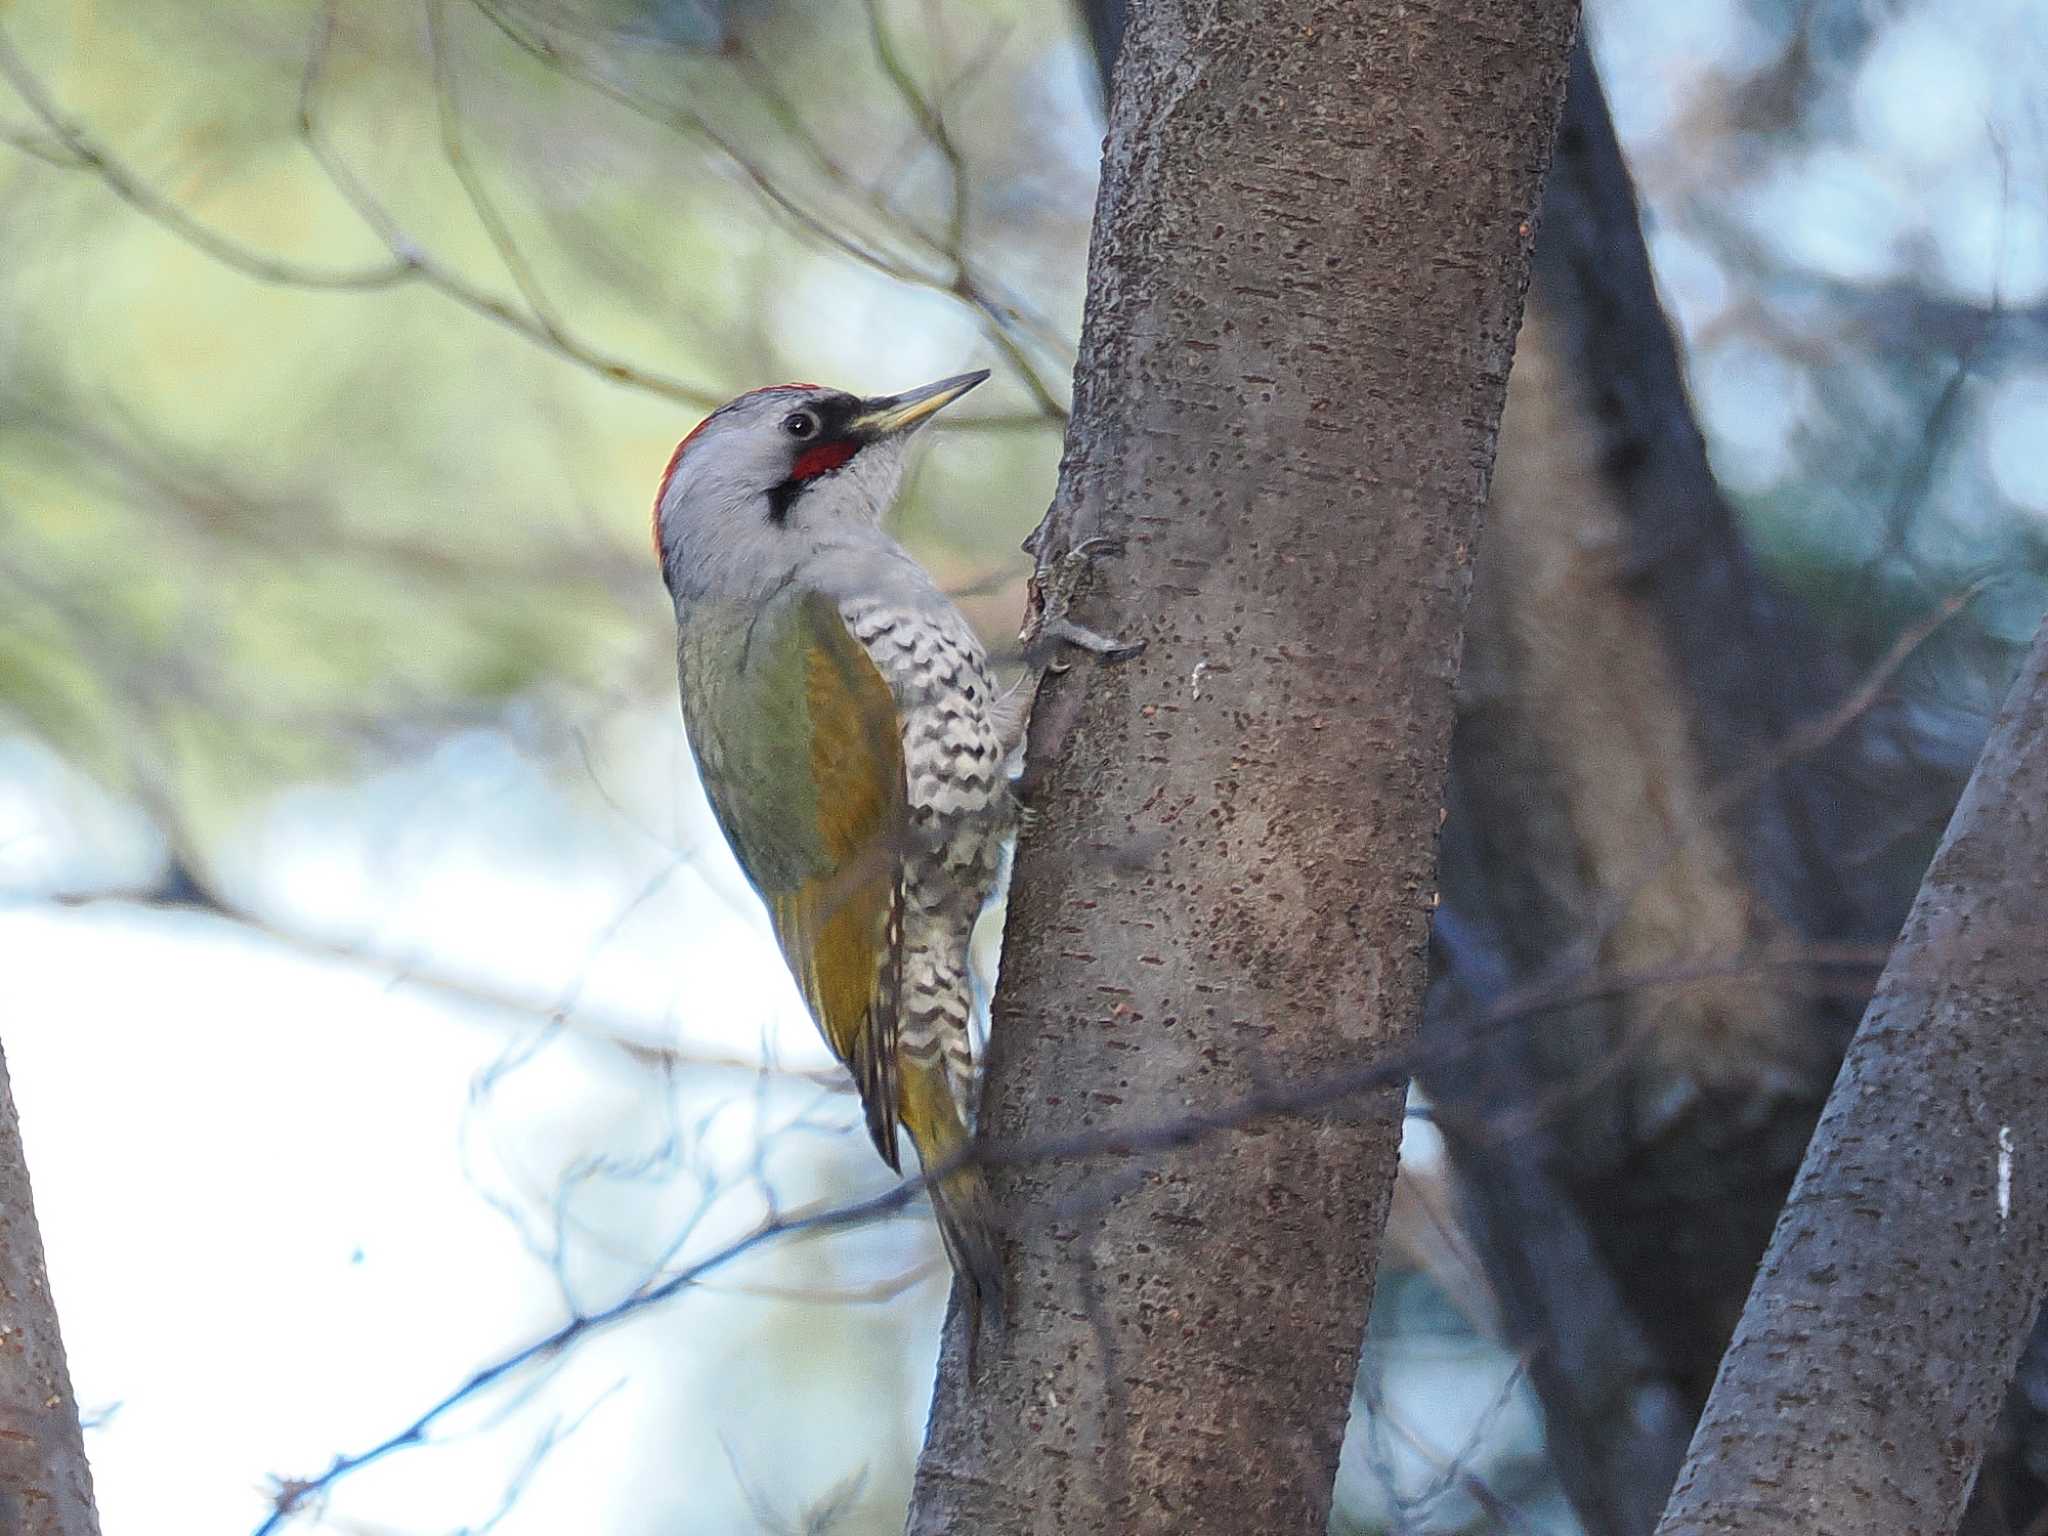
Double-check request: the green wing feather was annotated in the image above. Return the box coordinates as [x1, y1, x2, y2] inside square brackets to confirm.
[679, 589, 907, 1170]
[770, 594, 906, 1170]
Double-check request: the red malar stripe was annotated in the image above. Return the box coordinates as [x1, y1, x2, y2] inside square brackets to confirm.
[791, 439, 859, 480]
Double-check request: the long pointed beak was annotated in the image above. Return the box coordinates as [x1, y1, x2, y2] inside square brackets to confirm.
[850, 369, 990, 437]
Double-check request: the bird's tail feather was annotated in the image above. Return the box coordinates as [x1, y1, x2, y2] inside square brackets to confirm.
[901, 1063, 1004, 1368]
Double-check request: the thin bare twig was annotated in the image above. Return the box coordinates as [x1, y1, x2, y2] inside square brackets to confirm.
[0, 119, 85, 167]
[472, 0, 1072, 422]
[424, 0, 570, 341]
[1565, 575, 1994, 980]
[0, 19, 412, 290]
[248, 940, 1883, 1535]
[253, 1172, 929, 1536]
[297, 0, 725, 408]
[0, 4, 1067, 425]
[27, 876, 849, 1091]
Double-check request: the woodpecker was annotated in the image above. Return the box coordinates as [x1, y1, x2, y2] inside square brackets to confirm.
[653, 369, 1009, 1341]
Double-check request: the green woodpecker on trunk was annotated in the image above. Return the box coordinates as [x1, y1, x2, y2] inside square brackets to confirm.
[652, 369, 1009, 1344]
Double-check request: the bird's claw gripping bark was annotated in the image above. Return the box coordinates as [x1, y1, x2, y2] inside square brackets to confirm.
[1041, 617, 1145, 664]
[1022, 535, 1146, 672]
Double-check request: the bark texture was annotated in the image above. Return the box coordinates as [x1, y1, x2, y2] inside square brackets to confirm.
[1656, 613, 2048, 1535]
[0, 1044, 100, 1536]
[905, 3, 1579, 1532]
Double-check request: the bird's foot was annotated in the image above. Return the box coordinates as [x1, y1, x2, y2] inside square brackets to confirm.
[1023, 535, 1146, 671]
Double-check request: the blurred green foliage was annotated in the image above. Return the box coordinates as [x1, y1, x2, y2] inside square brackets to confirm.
[0, 0, 1089, 825]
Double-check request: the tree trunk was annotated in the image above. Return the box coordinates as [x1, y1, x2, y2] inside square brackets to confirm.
[0, 1044, 100, 1536]
[904, 3, 1580, 1533]
[1421, 40, 1864, 1531]
[1653, 613, 2048, 1535]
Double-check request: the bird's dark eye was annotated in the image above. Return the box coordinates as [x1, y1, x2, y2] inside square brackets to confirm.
[783, 410, 819, 440]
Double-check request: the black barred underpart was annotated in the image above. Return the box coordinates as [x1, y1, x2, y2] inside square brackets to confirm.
[843, 598, 1014, 1112]
[850, 875, 906, 1170]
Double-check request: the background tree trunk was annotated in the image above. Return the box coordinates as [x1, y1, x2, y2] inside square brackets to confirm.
[1654, 613, 2048, 1536]
[904, 2, 1580, 1532]
[0, 1043, 100, 1536]
[1419, 40, 1884, 1531]
[1421, 38, 2047, 1536]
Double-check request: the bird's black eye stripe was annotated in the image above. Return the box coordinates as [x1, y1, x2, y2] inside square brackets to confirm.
[803, 394, 862, 439]
[766, 394, 863, 526]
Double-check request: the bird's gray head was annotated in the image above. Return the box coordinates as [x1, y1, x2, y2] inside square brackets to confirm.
[652, 370, 988, 600]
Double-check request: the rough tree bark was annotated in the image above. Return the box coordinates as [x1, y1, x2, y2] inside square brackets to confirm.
[0, 1043, 100, 1536]
[1652, 613, 2048, 1534]
[905, 3, 1580, 1532]
[1073, 12, 2045, 1531]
